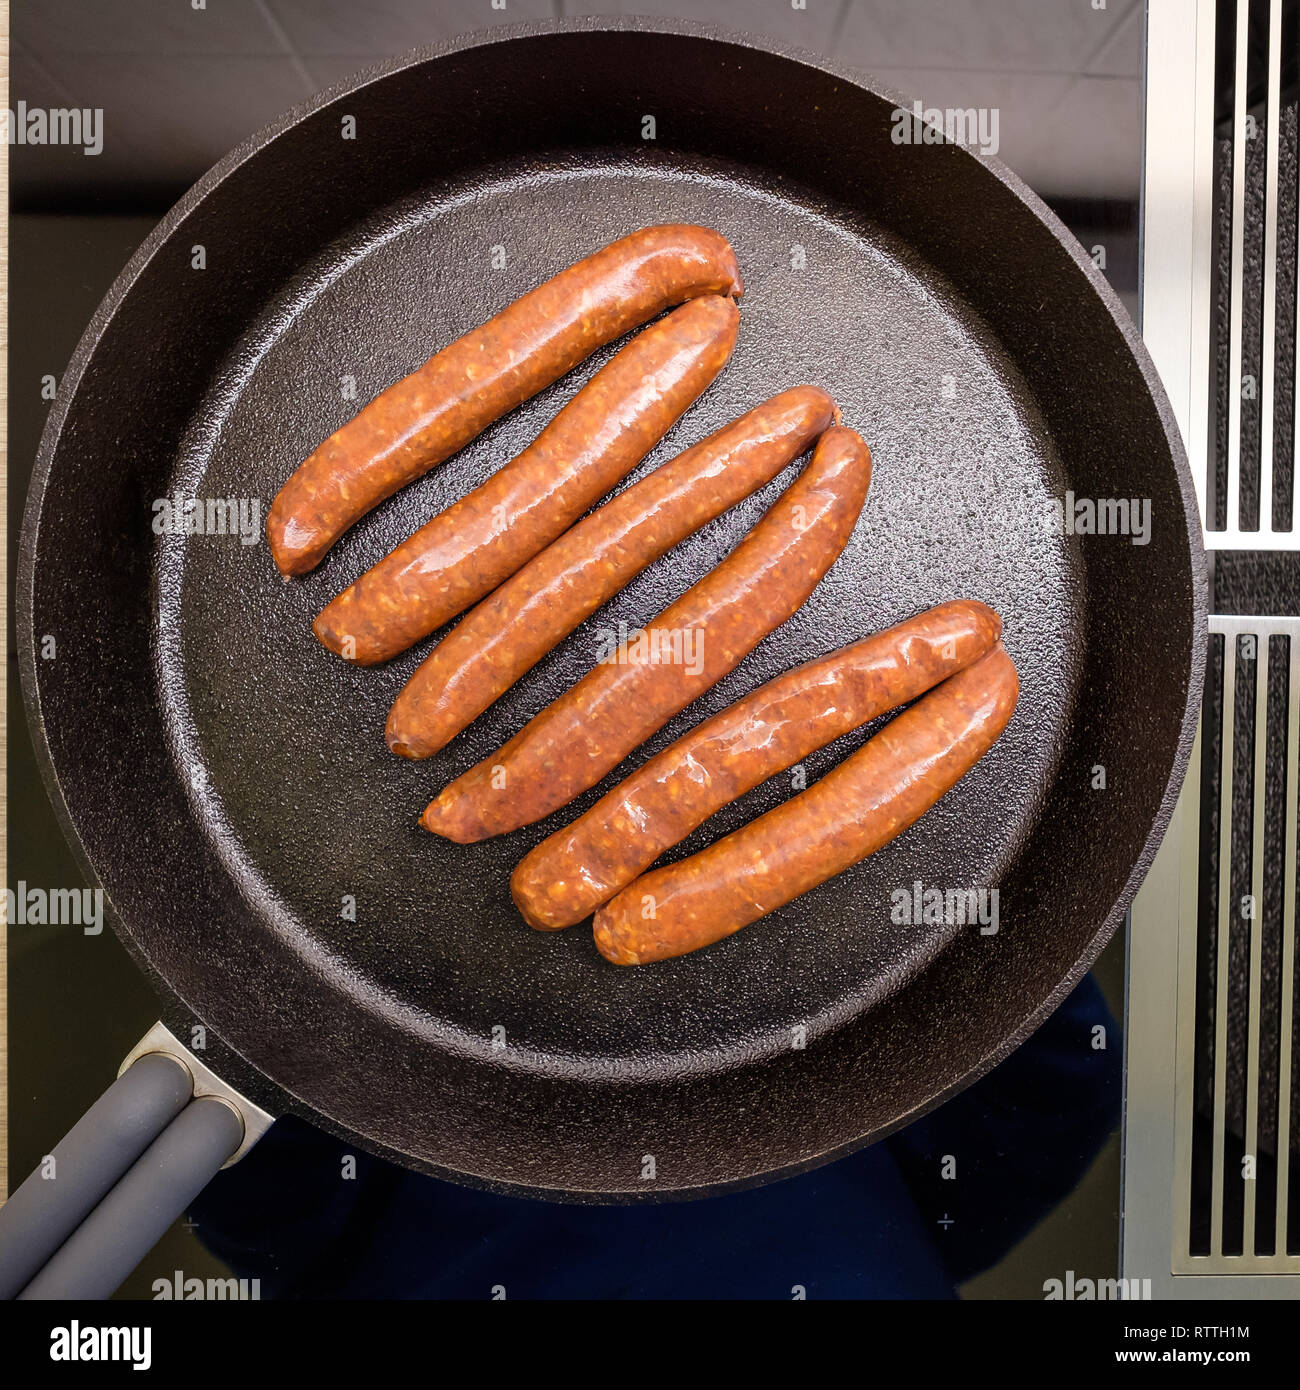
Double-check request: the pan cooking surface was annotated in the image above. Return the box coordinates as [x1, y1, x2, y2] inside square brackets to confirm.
[159, 157, 1076, 1078]
[21, 24, 1202, 1193]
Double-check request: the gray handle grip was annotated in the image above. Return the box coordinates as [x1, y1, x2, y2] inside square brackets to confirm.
[0, 1053, 193, 1299]
[17, 1098, 244, 1301]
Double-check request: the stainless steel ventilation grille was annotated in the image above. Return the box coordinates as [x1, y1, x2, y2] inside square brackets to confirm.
[1200, 0, 1299, 547]
[1124, 0, 1300, 1296]
[1171, 616, 1298, 1271]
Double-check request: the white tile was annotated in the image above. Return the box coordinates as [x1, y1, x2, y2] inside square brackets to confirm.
[30, 56, 316, 189]
[838, 0, 1140, 75]
[13, 4, 1142, 206]
[561, 0, 848, 51]
[300, 55, 393, 94]
[13, 0, 282, 56]
[267, 0, 556, 57]
[1011, 74, 1142, 199]
[865, 65, 1139, 200]
[1084, 0, 1143, 77]
[301, 51, 483, 95]
[861, 67, 1072, 184]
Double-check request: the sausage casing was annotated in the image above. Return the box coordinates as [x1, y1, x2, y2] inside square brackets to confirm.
[385, 385, 840, 757]
[267, 224, 744, 575]
[314, 295, 740, 664]
[420, 425, 873, 843]
[592, 644, 1019, 965]
[512, 599, 1002, 930]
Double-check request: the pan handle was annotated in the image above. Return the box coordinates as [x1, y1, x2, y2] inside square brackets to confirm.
[0, 1022, 274, 1300]
[0, 1052, 193, 1298]
[17, 1098, 245, 1301]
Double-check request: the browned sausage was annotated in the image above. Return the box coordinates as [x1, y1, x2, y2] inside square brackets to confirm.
[267, 224, 744, 575]
[512, 600, 1002, 930]
[591, 644, 1018, 965]
[385, 386, 840, 757]
[420, 425, 872, 843]
[314, 296, 740, 664]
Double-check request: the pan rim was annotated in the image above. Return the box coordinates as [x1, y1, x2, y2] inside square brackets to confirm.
[16, 16, 1208, 1200]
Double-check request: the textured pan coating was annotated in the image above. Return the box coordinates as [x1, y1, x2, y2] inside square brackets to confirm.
[592, 644, 1019, 965]
[314, 295, 740, 664]
[420, 425, 872, 843]
[386, 386, 840, 756]
[512, 599, 1001, 930]
[266, 223, 744, 575]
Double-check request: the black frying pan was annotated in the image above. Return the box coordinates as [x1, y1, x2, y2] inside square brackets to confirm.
[16, 19, 1205, 1211]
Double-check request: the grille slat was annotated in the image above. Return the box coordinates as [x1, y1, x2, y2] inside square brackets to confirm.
[1125, 0, 1300, 1293]
[1276, 635, 1298, 1249]
[1259, 0, 1283, 534]
[1243, 634, 1269, 1253]
[1226, 0, 1251, 534]
[1210, 636, 1238, 1256]
[1205, 0, 1299, 547]
[1174, 616, 1300, 1273]
[1294, 121, 1300, 501]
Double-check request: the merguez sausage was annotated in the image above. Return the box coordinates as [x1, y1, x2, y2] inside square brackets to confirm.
[267, 224, 744, 575]
[591, 644, 1019, 965]
[314, 295, 740, 664]
[512, 600, 1002, 930]
[420, 425, 873, 843]
[385, 386, 840, 757]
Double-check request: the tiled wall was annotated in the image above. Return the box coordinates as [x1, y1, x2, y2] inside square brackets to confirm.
[10, 0, 1143, 206]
